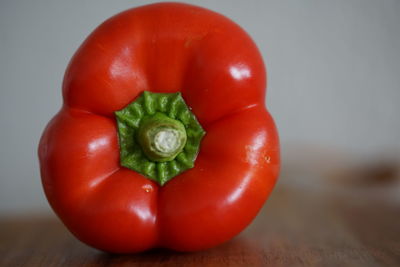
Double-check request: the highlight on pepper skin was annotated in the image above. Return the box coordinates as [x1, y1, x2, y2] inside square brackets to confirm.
[38, 2, 280, 253]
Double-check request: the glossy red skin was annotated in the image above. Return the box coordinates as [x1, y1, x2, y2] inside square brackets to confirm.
[38, 2, 280, 253]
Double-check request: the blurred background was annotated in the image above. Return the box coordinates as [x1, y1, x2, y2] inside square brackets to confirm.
[0, 0, 399, 216]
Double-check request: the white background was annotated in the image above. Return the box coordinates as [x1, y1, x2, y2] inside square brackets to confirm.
[1, 0, 399, 215]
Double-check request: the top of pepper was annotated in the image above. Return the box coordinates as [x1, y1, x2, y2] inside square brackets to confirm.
[115, 91, 206, 185]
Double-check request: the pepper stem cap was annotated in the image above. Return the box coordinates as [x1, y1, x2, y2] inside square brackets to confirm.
[137, 113, 187, 162]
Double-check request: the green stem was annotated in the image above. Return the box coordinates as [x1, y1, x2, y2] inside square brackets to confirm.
[115, 91, 205, 185]
[137, 113, 187, 162]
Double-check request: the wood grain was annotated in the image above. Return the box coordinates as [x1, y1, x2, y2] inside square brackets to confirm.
[1, 169, 399, 266]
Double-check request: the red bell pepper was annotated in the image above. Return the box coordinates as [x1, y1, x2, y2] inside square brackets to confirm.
[38, 2, 279, 253]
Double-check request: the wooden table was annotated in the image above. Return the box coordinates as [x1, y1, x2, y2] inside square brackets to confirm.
[1, 162, 399, 266]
